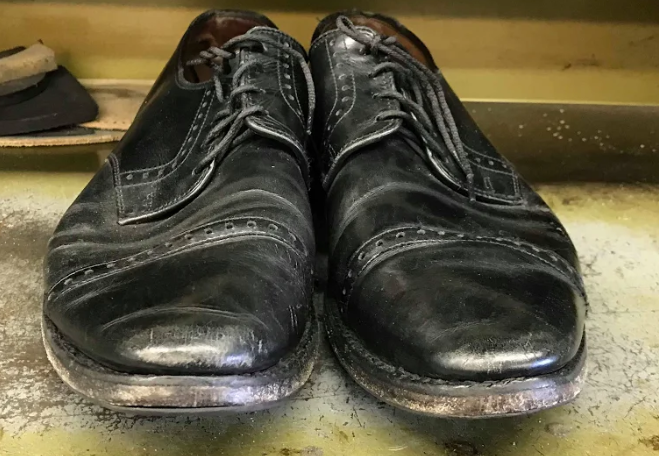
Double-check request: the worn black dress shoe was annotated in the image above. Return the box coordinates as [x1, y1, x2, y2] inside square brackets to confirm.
[310, 13, 587, 418]
[43, 10, 318, 413]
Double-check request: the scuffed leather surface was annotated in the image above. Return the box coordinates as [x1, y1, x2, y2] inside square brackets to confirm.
[311, 13, 587, 382]
[44, 11, 315, 375]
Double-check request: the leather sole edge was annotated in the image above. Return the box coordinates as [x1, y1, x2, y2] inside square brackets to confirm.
[324, 298, 587, 418]
[42, 312, 319, 415]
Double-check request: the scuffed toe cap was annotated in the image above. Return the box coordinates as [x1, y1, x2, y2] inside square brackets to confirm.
[45, 237, 312, 375]
[344, 238, 586, 382]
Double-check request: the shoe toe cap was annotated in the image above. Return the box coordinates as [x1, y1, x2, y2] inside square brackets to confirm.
[346, 240, 586, 381]
[46, 238, 311, 375]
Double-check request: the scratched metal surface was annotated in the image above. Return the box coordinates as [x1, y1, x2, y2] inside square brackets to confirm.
[1, 136, 659, 454]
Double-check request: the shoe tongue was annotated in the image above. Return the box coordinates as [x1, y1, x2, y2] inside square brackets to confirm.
[245, 26, 304, 54]
[346, 25, 414, 60]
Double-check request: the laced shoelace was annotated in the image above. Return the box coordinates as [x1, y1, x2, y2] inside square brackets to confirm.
[336, 17, 475, 200]
[186, 33, 315, 174]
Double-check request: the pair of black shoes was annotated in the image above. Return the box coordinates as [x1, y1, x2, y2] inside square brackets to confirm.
[43, 10, 587, 418]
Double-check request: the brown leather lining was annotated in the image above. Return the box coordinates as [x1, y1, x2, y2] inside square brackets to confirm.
[183, 16, 269, 83]
[318, 14, 432, 67]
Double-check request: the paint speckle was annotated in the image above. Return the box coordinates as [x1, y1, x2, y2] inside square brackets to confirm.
[639, 436, 659, 451]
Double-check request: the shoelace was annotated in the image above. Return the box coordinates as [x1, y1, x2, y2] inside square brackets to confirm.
[186, 33, 315, 174]
[336, 16, 475, 200]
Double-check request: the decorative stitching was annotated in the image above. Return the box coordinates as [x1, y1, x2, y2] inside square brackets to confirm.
[341, 228, 586, 310]
[327, 68, 356, 141]
[310, 29, 342, 54]
[124, 161, 214, 217]
[334, 71, 398, 155]
[276, 42, 304, 126]
[118, 93, 213, 188]
[463, 143, 506, 163]
[108, 153, 125, 215]
[47, 217, 308, 297]
[118, 88, 212, 177]
[323, 38, 340, 147]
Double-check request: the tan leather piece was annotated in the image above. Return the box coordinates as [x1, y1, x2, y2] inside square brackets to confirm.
[0, 43, 57, 84]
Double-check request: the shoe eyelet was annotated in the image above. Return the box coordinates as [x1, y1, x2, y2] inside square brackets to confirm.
[375, 240, 384, 247]
[205, 228, 213, 235]
[225, 222, 234, 230]
[247, 220, 257, 229]
[417, 229, 426, 235]
[396, 232, 405, 239]
[268, 223, 278, 231]
[358, 252, 366, 260]
[184, 234, 194, 241]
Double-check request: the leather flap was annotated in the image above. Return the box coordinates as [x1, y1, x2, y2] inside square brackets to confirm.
[310, 27, 402, 184]
[110, 76, 219, 225]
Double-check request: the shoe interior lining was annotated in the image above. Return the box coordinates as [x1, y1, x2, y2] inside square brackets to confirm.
[183, 15, 271, 83]
[320, 14, 434, 68]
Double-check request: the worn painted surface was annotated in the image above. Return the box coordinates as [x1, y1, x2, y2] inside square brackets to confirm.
[1, 167, 658, 455]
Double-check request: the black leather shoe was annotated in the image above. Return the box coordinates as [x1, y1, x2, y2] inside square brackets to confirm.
[310, 12, 587, 418]
[42, 10, 318, 413]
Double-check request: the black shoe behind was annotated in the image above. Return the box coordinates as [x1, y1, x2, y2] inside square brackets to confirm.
[42, 10, 318, 413]
[310, 12, 587, 418]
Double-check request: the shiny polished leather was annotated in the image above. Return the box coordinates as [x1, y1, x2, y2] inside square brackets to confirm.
[44, 10, 314, 375]
[310, 12, 587, 381]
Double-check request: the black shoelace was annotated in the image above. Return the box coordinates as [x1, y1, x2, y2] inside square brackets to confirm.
[336, 16, 475, 200]
[187, 33, 315, 174]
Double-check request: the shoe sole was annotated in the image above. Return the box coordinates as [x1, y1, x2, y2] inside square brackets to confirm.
[42, 313, 319, 415]
[325, 299, 587, 418]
